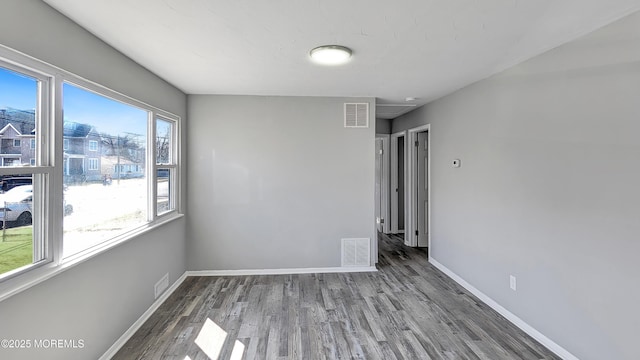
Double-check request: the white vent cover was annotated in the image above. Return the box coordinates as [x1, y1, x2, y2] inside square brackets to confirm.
[344, 103, 369, 128]
[154, 273, 169, 299]
[341, 238, 370, 267]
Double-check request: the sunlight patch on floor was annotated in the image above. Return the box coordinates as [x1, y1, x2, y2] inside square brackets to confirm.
[192, 317, 245, 359]
[229, 340, 245, 360]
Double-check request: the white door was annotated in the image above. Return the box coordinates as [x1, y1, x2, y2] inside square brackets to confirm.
[416, 131, 428, 247]
[391, 133, 406, 234]
[375, 138, 383, 232]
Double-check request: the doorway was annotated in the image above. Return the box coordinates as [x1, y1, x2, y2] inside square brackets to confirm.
[407, 125, 430, 248]
[415, 131, 428, 247]
[390, 132, 406, 236]
[374, 135, 390, 234]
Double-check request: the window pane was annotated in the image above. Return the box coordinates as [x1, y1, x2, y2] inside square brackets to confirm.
[0, 174, 41, 277]
[62, 83, 148, 258]
[0, 67, 37, 167]
[156, 118, 172, 164]
[157, 168, 172, 214]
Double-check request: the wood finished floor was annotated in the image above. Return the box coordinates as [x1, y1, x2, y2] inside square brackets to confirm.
[113, 233, 560, 360]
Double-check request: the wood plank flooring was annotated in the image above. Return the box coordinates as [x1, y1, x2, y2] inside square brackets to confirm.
[113, 233, 560, 359]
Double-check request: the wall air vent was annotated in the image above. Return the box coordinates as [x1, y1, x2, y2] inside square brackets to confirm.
[344, 103, 369, 128]
[341, 238, 370, 267]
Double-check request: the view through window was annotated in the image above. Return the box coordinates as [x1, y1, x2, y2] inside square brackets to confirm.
[0, 67, 41, 277]
[62, 83, 149, 258]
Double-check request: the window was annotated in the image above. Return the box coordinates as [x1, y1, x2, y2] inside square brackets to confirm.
[63, 83, 150, 258]
[0, 64, 49, 280]
[87, 158, 99, 171]
[156, 117, 177, 215]
[0, 48, 180, 289]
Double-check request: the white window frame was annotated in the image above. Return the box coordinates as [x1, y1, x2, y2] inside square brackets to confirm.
[154, 116, 178, 216]
[87, 158, 99, 171]
[0, 44, 182, 302]
[88, 140, 98, 151]
[30, 138, 36, 149]
[0, 54, 53, 289]
[13, 139, 21, 147]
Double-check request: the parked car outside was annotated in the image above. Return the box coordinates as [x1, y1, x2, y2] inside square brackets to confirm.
[0, 176, 32, 192]
[0, 185, 33, 226]
[0, 185, 73, 228]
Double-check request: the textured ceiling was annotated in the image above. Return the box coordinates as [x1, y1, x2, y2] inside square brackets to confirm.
[44, 0, 640, 118]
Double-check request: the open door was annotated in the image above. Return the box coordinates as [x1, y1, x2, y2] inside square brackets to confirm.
[375, 138, 383, 232]
[416, 131, 428, 247]
[406, 124, 430, 248]
[375, 135, 390, 233]
[390, 132, 406, 235]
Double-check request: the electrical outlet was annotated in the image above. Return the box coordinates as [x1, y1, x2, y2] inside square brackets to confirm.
[154, 273, 169, 299]
[510, 275, 517, 291]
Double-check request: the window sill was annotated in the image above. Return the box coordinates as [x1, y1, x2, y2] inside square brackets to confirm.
[0, 212, 184, 303]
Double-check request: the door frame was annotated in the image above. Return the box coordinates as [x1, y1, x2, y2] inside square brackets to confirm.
[375, 134, 390, 234]
[390, 131, 407, 234]
[407, 124, 431, 248]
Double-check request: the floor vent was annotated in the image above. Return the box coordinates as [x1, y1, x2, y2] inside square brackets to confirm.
[342, 238, 370, 267]
[344, 103, 369, 128]
[154, 273, 169, 299]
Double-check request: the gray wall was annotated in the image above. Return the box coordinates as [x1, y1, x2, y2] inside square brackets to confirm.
[392, 108, 429, 134]
[394, 11, 640, 360]
[0, 1, 187, 359]
[187, 95, 375, 270]
[375, 118, 392, 134]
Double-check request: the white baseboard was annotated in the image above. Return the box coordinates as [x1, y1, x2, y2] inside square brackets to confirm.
[99, 272, 188, 360]
[186, 266, 377, 277]
[429, 258, 579, 360]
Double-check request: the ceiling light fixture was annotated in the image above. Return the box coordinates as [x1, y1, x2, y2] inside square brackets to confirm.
[309, 45, 352, 65]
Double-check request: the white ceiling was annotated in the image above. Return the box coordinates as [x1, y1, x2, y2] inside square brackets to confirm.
[44, 0, 640, 119]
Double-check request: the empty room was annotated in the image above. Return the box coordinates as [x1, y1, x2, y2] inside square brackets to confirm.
[0, 0, 638, 359]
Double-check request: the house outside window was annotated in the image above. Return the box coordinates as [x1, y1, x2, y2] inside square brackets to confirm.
[13, 139, 20, 147]
[88, 140, 98, 151]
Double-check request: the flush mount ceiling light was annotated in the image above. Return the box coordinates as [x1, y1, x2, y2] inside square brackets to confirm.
[309, 45, 352, 65]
